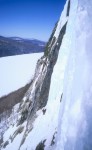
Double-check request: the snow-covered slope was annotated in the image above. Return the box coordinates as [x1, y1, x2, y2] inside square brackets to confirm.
[1, 0, 92, 150]
[0, 53, 43, 97]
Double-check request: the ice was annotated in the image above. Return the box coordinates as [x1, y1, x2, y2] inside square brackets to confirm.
[55, 0, 92, 149]
[0, 53, 43, 97]
[1, 0, 92, 149]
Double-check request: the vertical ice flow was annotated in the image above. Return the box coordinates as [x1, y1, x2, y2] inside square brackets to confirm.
[53, 0, 92, 149]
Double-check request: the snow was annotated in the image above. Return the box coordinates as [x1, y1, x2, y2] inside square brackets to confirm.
[1, 0, 69, 149]
[18, 1, 70, 149]
[2, 122, 27, 150]
[20, 96, 61, 150]
[1, 0, 92, 150]
[19, 0, 92, 149]
[54, 0, 68, 38]
[3, 125, 18, 142]
[0, 103, 20, 140]
[10, 37, 23, 41]
[0, 53, 43, 97]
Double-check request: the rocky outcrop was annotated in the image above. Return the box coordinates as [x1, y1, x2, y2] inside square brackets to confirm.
[0, 5, 68, 149]
[66, 0, 70, 16]
[18, 21, 67, 126]
[12, 21, 68, 149]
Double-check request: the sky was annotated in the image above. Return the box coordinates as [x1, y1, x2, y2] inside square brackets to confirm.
[0, 0, 66, 41]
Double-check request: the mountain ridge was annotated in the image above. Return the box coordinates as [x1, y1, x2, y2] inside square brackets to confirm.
[0, 35, 46, 57]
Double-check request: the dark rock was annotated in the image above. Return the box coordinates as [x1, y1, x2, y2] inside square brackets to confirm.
[18, 21, 68, 148]
[18, 21, 68, 127]
[42, 109, 46, 115]
[3, 140, 9, 148]
[51, 131, 57, 146]
[66, 0, 70, 16]
[35, 139, 46, 150]
[60, 93, 63, 102]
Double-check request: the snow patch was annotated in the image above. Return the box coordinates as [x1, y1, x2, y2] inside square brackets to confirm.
[0, 53, 43, 97]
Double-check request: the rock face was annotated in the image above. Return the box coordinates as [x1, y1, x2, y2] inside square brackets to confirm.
[0, 3, 68, 148]
[3, 0, 92, 149]
[17, 18, 68, 140]
[1, 0, 70, 150]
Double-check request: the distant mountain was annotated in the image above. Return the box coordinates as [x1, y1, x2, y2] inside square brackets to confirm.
[0, 36, 46, 57]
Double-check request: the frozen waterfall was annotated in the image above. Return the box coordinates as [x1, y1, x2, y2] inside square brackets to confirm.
[54, 0, 92, 149]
